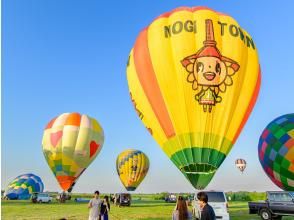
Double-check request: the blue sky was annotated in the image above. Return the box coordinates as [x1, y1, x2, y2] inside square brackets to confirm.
[2, 0, 294, 193]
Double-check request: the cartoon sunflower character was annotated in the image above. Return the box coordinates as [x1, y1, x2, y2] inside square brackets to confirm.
[181, 19, 240, 112]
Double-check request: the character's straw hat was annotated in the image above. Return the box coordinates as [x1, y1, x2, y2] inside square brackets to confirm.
[181, 19, 239, 72]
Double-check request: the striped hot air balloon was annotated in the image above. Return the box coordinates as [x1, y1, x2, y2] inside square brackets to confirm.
[126, 6, 260, 189]
[116, 149, 149, 191]
[258, 113, 294, 191]
[42, 112, 104, 192]
[5, 173, 44, 200]
[235, 159, 247, 173]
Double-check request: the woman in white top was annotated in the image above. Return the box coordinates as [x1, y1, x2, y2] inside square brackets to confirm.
[88, 191, 102, 220]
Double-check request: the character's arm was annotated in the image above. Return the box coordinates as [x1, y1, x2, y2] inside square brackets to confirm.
[213, 91, 222, 103]
[195, 90, 205, 101]
[88, 200, 92, 208]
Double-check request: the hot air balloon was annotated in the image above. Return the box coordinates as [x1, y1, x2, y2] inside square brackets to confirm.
[116, 149, 149, 191]
[5, 173, 44, 200]
[42, 112, 104, 192]
[235, 159, 247, 173]
[258, 113, 294, 191]
[126, 6, 260, 189]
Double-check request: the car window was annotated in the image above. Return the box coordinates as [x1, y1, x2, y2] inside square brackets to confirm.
[268, 193, 275, 201]
[121, 194, 130, 199]
[269, 193, 292, 202]
[269, 193, 282, 201]
[206, 192, 226, 202]
[195, 192, 226, 202]
[280, 193, 292, 202]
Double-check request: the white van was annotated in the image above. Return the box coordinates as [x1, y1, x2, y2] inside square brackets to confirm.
[31, 193, 53, 203]
[192, 191, 230, 220]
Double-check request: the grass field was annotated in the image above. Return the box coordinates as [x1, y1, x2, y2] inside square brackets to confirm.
[2, 199, 294, 220]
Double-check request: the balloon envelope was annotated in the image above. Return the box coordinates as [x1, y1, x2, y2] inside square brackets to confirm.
[5, 173, 44, 200]
[258, 113, 294, 191]
[42, 112, 104, 192]
[116, 149, 149, 191]
[235, 159, 247, 173]
[126, 6, 260, 189]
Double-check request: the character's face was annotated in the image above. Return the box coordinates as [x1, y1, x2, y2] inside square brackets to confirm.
[193, 57, 227, 86]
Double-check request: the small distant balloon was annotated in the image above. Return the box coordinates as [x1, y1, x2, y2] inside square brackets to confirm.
[235, 159, 247, 173]
[42, 112, 104, 192]
[258, 113, 294, 191]
[5, 173, 44, 200]
[116, 149, 149, 191]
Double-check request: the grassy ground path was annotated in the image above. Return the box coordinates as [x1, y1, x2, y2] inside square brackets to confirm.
[2, 199, 293, 220]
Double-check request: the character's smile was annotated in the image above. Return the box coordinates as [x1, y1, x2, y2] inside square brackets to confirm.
[203, 72, 216, 81]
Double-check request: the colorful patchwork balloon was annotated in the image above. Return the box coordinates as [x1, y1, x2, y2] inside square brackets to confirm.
[42, 112, 104, 192]
[126, 6, 260, 189]
[5, 173, 44, 200]
[116, 149, 149, 191]
[258, 113, 294, 191]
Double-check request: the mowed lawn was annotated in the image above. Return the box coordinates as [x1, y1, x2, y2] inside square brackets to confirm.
[2, 199, 294, 220]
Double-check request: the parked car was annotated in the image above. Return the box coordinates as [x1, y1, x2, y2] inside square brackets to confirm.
[31, 193, 53, 203]
[74, 198, 90, 203]
[248, 191, 294, 220]
[165, 194, 177, 203]
[192, 191, 230, 220]
[115, 193, 131, 206]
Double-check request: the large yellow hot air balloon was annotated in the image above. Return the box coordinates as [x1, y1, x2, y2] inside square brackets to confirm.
[42, 112, 104, 192]
[126, 7, 260, 189]
[116, 149, 149, 191]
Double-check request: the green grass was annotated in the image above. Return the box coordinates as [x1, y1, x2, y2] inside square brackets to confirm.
[2, 199, 294, 220]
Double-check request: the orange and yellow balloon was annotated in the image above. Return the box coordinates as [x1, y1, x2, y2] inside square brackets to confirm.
[116, 149, 149, 191]
[42, 112, 104, 192]
[126, 7, 260, 189]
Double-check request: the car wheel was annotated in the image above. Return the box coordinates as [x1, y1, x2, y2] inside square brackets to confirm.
[260, 209, 271, 220]
[48, 200, 51, 203]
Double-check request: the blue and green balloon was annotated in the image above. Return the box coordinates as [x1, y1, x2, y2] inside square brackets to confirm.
[5, 173, 44, 200]
[258, 113, 294, 191]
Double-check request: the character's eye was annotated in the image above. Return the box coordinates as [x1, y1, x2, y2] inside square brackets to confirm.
[197, 62, 204, 73]
[216, 63, 221, 74]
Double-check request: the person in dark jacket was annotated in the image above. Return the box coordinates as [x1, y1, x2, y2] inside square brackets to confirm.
[100, 195, 110, 220]
[197, 192, 216, 220]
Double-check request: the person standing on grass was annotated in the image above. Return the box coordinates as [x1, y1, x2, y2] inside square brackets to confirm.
[172, 196, 192, 220]
[88, 190, 102, 220]
[100, 195, 110, 220]
[197, 192, 216, 220]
